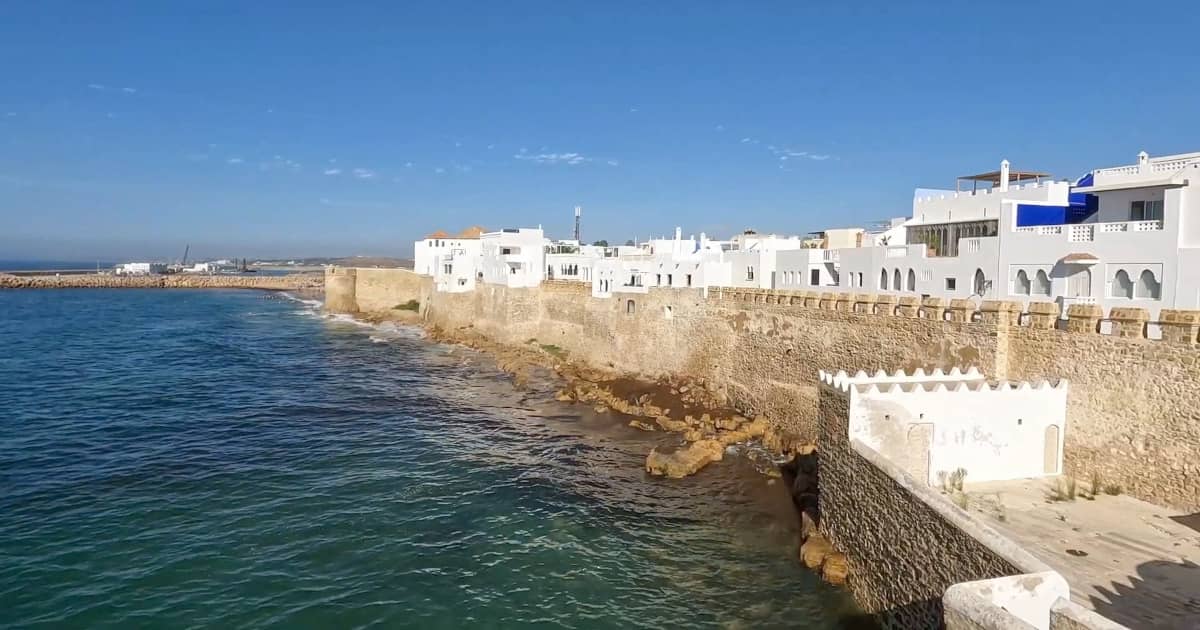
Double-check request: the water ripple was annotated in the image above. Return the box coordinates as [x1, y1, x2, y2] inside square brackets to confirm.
[0, 289, 862, 629]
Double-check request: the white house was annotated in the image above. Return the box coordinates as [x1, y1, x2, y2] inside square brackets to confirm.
[115, 262, 167, 275]
[820, 367, 1067, 486]
[479, 227, 545, 288]
[829, 153, 1200, 318]
[720, 231, 808, 289]
[413, 227, 486, 293]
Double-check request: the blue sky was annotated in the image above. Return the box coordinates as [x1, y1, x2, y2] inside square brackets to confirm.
[2, 1, 1198, 260]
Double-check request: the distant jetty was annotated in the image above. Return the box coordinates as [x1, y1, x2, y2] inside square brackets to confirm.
[0, 273, 324, 291]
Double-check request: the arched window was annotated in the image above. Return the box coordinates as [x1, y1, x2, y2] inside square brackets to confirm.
[973, 269, 987, 296]
[626, 299, 636, 314]
[893, 269, 901, 291]
[1033, 270, 1051, 296]
[1015, 270, 1031, 295]
[1135, 270, 1161, 300]
[906, 269, 916, 292]
[880, 269, 889, 290]
[1113, 270, 1134, 299]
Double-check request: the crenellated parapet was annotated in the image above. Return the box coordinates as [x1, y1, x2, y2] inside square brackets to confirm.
[703, 286, 1200, 347]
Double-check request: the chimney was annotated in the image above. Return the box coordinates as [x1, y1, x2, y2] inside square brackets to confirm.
[573, 206, 582, 242]
[999, 159, 1011, 192]
[1138, 151, 1150, 173]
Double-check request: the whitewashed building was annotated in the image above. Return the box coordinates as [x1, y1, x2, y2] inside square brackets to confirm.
[829, 152, 1200, 318]
[479, 227, 545, 288]
[115, 262, 167, 275]
[413, 227, 486, 293]
[820, 367, 1067, 485]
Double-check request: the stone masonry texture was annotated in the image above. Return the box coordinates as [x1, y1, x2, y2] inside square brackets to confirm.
[330, 269, 1200, 512]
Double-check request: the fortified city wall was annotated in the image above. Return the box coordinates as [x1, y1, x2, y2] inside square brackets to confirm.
[328, 267, 1200, 514]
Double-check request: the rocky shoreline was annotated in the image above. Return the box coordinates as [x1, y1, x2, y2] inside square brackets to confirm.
[0, 273, 324, 291]
[415, 318, 849, 587]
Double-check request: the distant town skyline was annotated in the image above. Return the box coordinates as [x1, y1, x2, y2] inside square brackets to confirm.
[3, 1, 1199, 261]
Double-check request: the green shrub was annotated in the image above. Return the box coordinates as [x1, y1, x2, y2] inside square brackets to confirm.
[394, 299, 420, 312]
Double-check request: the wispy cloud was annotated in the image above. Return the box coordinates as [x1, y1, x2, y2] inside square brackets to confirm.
[514, 152, 589, 165]
[258, 155, 301, 171]
[434, 167, 446, 174]
[606, 159, 620, 167]
[227, 157, 244, 164]
[323, 168, 342, 175]
[766, 144, 834, 162]
[87, 83, 137, 95]
[353, 168, 376, 179]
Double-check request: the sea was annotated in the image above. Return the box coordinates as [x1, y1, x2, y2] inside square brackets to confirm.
[0, 287, 865, 629]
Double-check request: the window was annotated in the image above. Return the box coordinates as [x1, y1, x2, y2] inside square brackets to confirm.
[1112, 270, 1134, 298]
[458, 278, 467, 286]
[893, 269, 901, 291]
[501, 247, 512, 255]
[443, 264, 453, 274]
[667, 274, 673, 286]
[1135, 270, 1161, 300]
[746, 267, 755, 281]
[656, 274, 662, 285]
[880, 269, 889, 290]
[686, 274, 693, 287]
[811, 269, 820, 286]
[906, 269, 916, 292]
[1014, 270, 1031, 295]
[945, 277, 957, 291]
[1033, 270, 1051, 296]
[1130, 199, 1164, 222]
[973, 269, 987, 296]
[626, 299, 636, 315]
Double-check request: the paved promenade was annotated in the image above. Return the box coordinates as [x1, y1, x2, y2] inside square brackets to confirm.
[965, 478, 1200, 629]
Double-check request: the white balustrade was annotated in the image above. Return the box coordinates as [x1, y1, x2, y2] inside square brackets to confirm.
[1068, 225, 1094, 242]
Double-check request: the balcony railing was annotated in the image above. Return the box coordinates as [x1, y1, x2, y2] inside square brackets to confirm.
[1017, 220, 1163, 242]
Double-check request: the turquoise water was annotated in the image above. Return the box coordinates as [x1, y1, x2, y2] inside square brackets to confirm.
[0, 289, 861, 629]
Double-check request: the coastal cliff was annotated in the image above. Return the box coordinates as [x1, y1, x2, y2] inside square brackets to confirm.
[0, 272, 324, 291]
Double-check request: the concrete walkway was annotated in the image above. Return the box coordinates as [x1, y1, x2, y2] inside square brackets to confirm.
[963, 479, 1200, 629]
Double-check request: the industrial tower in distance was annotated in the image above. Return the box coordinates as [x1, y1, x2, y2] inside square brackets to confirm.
[573, 206, 582, 242]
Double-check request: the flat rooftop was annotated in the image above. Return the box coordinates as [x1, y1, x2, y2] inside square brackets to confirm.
[962, 478, 1200, 628]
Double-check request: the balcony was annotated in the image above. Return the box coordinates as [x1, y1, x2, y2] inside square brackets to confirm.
[1016, 220, 1163, 243]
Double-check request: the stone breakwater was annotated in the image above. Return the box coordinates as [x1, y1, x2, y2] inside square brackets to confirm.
[0, 273, 324, 291]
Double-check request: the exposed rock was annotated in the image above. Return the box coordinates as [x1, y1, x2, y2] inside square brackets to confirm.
[822, 552, 849, 585]
[645, 440, 725, 478]
[593, 405, 608, 413]
[800, 532, 835, 570]
[655, 415, 691, 432]
[629, 419, 657, 431]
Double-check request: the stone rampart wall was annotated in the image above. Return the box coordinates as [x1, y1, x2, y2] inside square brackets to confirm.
[326, 269, 1200, 511]
[353, 268, 432, 313]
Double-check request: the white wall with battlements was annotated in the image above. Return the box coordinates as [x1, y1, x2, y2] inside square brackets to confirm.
[821, 368, 1067, 485]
